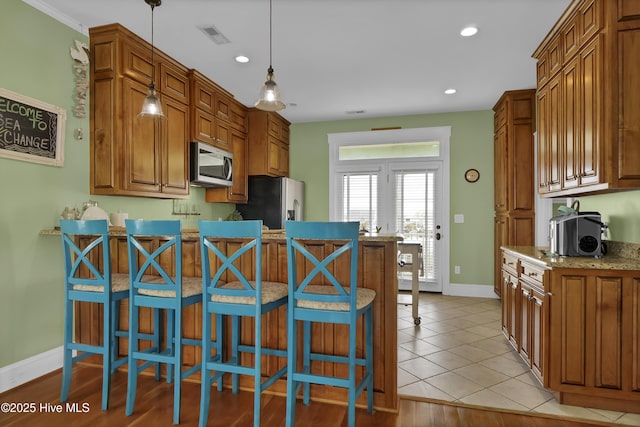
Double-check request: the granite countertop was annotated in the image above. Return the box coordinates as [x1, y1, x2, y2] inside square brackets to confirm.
[40, 227, 403, 242]
[502, 242, 640, 271]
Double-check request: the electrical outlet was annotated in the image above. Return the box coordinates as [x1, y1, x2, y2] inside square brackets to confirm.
[454, 265, 461, 274]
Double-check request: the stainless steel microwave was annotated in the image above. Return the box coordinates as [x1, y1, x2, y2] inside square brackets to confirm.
[189, 141, 233, 187]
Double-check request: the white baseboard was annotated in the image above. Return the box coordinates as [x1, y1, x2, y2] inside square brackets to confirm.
[0, 346, 63, 393]
[444, 283, 499, 299]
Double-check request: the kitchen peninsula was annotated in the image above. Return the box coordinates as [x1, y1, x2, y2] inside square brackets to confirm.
[501, 244, 640, 414]
[41, 227, 401, 413]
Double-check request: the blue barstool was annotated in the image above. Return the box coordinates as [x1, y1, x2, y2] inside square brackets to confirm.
[284, 221, 375, 427]
[59, 219, 129, 410]
[124, 219, 202, 425]
[198, 220, 288, 427]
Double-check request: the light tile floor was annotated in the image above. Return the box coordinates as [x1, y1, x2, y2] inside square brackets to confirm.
[397, 292, 640, 426]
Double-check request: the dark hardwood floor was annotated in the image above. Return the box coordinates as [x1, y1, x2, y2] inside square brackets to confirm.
[0, 365, 618, 427]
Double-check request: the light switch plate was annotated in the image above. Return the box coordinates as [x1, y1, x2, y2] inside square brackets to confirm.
[454, 214, 464, 223]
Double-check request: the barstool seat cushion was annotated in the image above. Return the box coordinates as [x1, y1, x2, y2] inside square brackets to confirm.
[212, 281, 288, 305]
[297, 285, 376, 311]
[72, 273, 130, 292]
[139, 276, 203, 298]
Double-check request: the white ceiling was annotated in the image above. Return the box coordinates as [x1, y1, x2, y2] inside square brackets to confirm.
[27, 0, 570, 124]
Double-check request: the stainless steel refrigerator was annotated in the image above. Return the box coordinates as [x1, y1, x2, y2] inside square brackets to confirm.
[236, 176, 304, 230]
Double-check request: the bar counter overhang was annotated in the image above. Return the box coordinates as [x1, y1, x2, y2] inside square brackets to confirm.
[40, 227, 401, 413]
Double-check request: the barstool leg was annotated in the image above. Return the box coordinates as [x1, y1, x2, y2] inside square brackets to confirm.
[60, 297, 73, 403]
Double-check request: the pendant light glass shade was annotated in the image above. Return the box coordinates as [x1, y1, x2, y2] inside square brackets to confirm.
[140, 82, 163, 117]
[255, 0, 285, 112]
[139, 0, 164, 118]
[254, 66, 285, 111]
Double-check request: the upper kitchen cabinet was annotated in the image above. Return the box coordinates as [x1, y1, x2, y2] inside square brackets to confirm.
[533, 0, 640, 197]
[188, 70, 249, 204]
[246, 109, 290, 177]
[493, 89, 536, 296]
[90, 24, 190, 198]
[188, 70, 247, 153]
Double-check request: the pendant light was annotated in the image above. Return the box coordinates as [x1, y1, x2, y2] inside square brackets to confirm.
[254, 0, 285, 111]
[139, 0, 164, 118]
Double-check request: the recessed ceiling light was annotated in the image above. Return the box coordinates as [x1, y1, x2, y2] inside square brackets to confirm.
[235, 55, 249, 63]
[460, 26, 478, 37]
[445, 88, 457, 95]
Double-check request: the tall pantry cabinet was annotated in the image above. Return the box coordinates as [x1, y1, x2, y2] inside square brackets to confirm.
[493, 90, 536, 296]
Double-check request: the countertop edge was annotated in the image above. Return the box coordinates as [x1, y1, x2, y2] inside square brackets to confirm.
[501, 245, 640, 271]
[40, 228, 403, 242]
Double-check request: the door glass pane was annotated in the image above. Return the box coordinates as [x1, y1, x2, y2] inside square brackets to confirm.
[341, 173, 378, 231]
[394, 170, 436, 281]
[339, 141, 440, 161]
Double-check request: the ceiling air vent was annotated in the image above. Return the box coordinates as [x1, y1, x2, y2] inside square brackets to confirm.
[198, 25, 230, 45]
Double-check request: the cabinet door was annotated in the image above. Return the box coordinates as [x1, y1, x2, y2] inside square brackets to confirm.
[501, 270, 512, 337]
[205, 129, 248, 203]
[562, 55, 580, 190]
[519, 281, 532, 363]
[214, 119, 232, 152]
[531, 286, 546, 386]
[191, 107, 217, 146]
[494, 126, 508, 212]
[578, 36, 602, 187]
[617, 25, 640, 182]
[537, 76, 563, 194]
[494, 217, 508, 297]
[508, 274, 519, 350]
[267, 138, 289, 177]
[122, 78, 161, 193]
[161, 97, 189, 196]
[551, 273, 587, 389]
[228, 130, 248, 202]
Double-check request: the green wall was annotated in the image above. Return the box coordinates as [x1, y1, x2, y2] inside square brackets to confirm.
[288, 111, 496, 289]
[0, 1, 233, 368]
[578, 191, 640, 243]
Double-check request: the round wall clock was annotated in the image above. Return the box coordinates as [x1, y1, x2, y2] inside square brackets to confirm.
[465, 168, 480, 183]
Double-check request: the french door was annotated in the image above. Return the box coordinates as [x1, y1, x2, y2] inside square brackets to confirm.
[338, 160, 443, 292]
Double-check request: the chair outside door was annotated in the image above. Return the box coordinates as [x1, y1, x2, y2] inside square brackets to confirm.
[59, 219, 129, 410]
[284, 221, 375, 427]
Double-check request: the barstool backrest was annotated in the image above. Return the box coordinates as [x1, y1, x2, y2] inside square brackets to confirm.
[285, 221, 360, 309]
[60, 219, 112, 295]
[199, 220, 263, 303]
[125, 219, 182, 299]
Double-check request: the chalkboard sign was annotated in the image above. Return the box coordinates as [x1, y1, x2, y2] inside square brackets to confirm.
[0, 88, 66, 167]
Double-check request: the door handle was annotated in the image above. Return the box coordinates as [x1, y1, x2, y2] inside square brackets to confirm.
[435, 232, 441, 240]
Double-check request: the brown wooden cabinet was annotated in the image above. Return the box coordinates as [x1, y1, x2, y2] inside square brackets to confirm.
[501, 252, 549, 387]
[90, 24, 190, 199]
[189, 70, 247, 153]
[493, 90, 536, 296]
[549, 268, 640, 413]
[501, 250, 549, 387]
[188, 70, 249, 203]
[519, 260, 548, 387]
[247, 109, 290, 177]
[532, 0, 640, 197]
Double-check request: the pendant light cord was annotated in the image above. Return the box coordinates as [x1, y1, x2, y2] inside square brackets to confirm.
[269, 0, 273, 68]
[150, 3, 155, 83]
